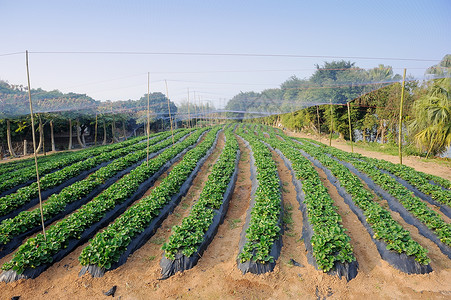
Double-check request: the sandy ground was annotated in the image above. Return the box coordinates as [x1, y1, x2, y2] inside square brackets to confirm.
[1, 132, 450, 299]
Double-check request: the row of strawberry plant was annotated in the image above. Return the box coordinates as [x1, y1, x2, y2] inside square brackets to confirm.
[0, 134, 149, 179]
[0, 128, 208, 278]
[0, 135, 150, 194]
[359, 157, 451, 207]
[161, 128, 239, 263]
[304, 138, 451, 191]
[0, 149, 80, 176]
[286, 135, 431, 266]
[0, 130, 179, 218]
[0, 152, 77, 179]
[78, 127, 222, 273]
[0, 129, 190, 253]
[301, 139, 451, 248]
[261, 131, 356, 273]
[235, 126, 282, 266]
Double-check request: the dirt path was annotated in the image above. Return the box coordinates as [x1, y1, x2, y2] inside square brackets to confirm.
[284, 130, 451, 182]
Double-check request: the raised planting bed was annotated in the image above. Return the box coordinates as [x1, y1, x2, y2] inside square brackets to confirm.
[0, 130, 191, 258]
[235, 126, 283, 275]
[0, 128, 208, 283]
[261, 132, 357, 281]
[160, 128, 240, 278]
[287, 137, 432, 274]
[78, 127, 222, 277]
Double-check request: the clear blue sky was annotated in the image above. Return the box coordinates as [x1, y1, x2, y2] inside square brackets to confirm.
[1, 0, 450, 108]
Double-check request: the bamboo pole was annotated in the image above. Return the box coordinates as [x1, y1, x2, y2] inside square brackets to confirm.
[398, 68, 406, 165]
[193, 91, 197, 128]
[68, 119, 73, 149]
[147, 72, 150, 166]
[199, 96, 202, 127]
[165, 80, 175, 144]
[42, 118, 46, 156]
[187, 88, 191, 129]
[94, 113, 98, 146]
[316, 105, 321, 140]
[347, 101, 354, 153]
[199, 96, 204, 127]
[329, 99, 333, 146]
[26, 50, 46, 240]
[122, 120, 126, 140]
[50, 120, 56, 152]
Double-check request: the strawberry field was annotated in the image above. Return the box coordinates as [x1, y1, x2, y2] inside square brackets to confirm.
[0, 123, 450, 299]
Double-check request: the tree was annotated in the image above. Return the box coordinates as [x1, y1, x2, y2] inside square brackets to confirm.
[409, 78, 451, 157]
[425, 54, 451, 78]
[6, 119, 17, 157]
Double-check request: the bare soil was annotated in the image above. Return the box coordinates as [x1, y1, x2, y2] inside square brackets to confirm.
[0, 133, 450, 299]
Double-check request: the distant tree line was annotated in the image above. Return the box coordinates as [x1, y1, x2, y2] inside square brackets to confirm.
[231, 55, 451, 157]
[0, 83, 178, 158]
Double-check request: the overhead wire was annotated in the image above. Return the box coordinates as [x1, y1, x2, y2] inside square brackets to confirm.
[25, 50, 441, 62]
[1, 50, 447, 119]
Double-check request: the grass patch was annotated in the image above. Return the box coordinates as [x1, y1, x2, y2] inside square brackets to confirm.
[285, 231, 297, 237]
[283, 205, 293, 231]
[150, 237, 166, 245]
[229, 218, 242, 229]
[146, 255, 156, 261]
[240, 152, 248, 161]
[351, 141, 424, 157]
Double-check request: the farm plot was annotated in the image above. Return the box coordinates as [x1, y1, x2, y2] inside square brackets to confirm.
[0, 127, 208, 281]
[0, 123, 450, 300]
[0, 131, 184, 221]
[0, 135, 149, 196]
[293, 138, 451, 255]
[0, 129, 191, 258]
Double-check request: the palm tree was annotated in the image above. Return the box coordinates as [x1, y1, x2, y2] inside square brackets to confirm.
[410, 78, 451, 157]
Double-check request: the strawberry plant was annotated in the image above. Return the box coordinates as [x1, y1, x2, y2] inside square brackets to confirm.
[78, 127, 222, 270]
[236, 126, 282, 265]
[0, 135, 150, 193]
[0, 129, 190, 247]
[162, 128, 239, 260]
[260, 129, 356, 272]
[300, 138, 451, 248]
[1, 128, 207, 275]
[287, 135, 430, 265]
[0, 131, 181, 217]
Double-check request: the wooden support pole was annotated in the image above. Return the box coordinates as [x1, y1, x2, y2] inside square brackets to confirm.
[42, 119, 46, 156]
[199, 95, 203, 127]
[316, 105, 321, 140]
[165, 80, 175, 144]
[122, 120, 126, 140]
[94, 113, 98, 146]
[102, 119, 107, 145]
[398, 68, 407, 165]
[347, 101, 354, 153]
[68, 119, 73, 149]
[147, 72, 150, 166]
[50, 120, 56, 152]
[187, 88, 191, 129]
[329, 99, 333, 146]
[26, 50, 46, 240]
[193, 91, 197, 128]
